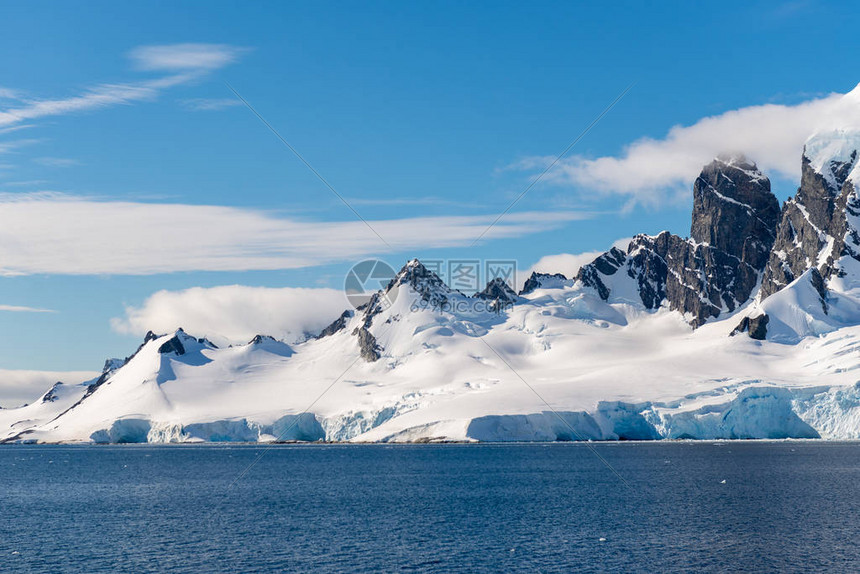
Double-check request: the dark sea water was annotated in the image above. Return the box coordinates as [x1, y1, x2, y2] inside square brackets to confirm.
[2, 442, 860, 573]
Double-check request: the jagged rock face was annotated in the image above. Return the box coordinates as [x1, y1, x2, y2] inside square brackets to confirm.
[353, 326, 381, 362]
[631, 233, 760, 325]
[158, 336, 187, 356]
[577, 158, 779, 327]
[317, 310, 354, 339]
[519, 272, 569, 296]
[691, 155, 780, 269]
[731, 314, 769, 340]
[761, 134, 860, 299]
[41, 382, 63, 403]
[474, 278, 518, 304]
[576, 247, 626, 300]
[102, 358, 125, 374]
[385, 259, 452, 309]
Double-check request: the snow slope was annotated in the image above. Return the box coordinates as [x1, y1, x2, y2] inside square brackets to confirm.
[4, 258, 860, 444]
[8, 130, 860, 443]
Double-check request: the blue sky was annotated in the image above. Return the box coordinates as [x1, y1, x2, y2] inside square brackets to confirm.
[1, 0, 859, 371]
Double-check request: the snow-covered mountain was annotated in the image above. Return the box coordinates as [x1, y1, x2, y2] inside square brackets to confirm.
[7, 130, 860, 443]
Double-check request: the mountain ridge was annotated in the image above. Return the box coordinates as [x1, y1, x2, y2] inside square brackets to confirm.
[6, 130, 860, 443]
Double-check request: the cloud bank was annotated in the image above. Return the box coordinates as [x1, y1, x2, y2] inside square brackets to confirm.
[0, 193, 590, 276]
[520, 85, 860, 204]
[111, 285, 348, 345]
[0, 370, 97, 407]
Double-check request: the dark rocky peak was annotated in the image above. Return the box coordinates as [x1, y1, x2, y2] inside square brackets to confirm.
[519, 271, 570, 296]
[317, 310, 354, 339]
[156, 328, 216, 356]
[158, 335, 187, 356]
[575, 156, 777, 328]
[361, 259, 454, 328]
[41, 382, 63, 403]
[802, 130, 860, 196]
[387, 259, 453, 301]
[102, 358, 125, 374]
[474, 277, 518, 305]
[248, 335, 278, 345]
[576, 246, 628, 301]
[761, 130, 860, 299]
[691, 154, 779, 270]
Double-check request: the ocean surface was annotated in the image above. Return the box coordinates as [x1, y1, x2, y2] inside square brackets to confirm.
[2, 442, 860, 573]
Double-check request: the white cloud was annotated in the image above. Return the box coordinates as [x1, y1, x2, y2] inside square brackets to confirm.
[0, 304, 55, 313]
[0, 193, 591, 276]
[0, 124, 35, 135]
[0, 88, 20, 100]
[0, 370, 97, 407]
[519, 85, 860, 204]
[0, 44, 246, 129]
[0, 82, 161, 128]
[111, 285, 348, 345]
[130, 43, 248, 72]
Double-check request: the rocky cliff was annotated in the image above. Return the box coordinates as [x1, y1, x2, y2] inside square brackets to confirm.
[576, 156, 780, 326]
[760, 131, 860, 299]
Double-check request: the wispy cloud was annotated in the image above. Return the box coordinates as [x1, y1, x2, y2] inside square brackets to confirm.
[130, 43, 249, 72]
[0, 82, 161, 128]
[0, 124, 36, 135]
[0, 304, 56, 313]
[345, 196, 480, 207]
[33, 157, 79, 168]
[0, 193, 592, 276]
[513, 84, 860, 205]
[0, 44, 247, 129]
[180, 97, 242, 111]
[111, 285, 346, 345]
[0, 139, 40, 154]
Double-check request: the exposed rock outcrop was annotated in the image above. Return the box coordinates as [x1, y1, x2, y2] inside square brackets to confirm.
[519, 272, 570, 296]
[761, 131, 860, 299]
[353, 326, 381, 362]
[577, 157, 780, 327]
[474, 277, 518, 307]
[317, 310, 354, 338]
[731, 314, 769, 340]
[691, 154, 780, 269]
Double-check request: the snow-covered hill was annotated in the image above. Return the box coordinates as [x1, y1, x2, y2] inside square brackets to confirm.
[6, 129, 860, 444]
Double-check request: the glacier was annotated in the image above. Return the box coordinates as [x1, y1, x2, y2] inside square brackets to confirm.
[5, 274, 860, 444]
